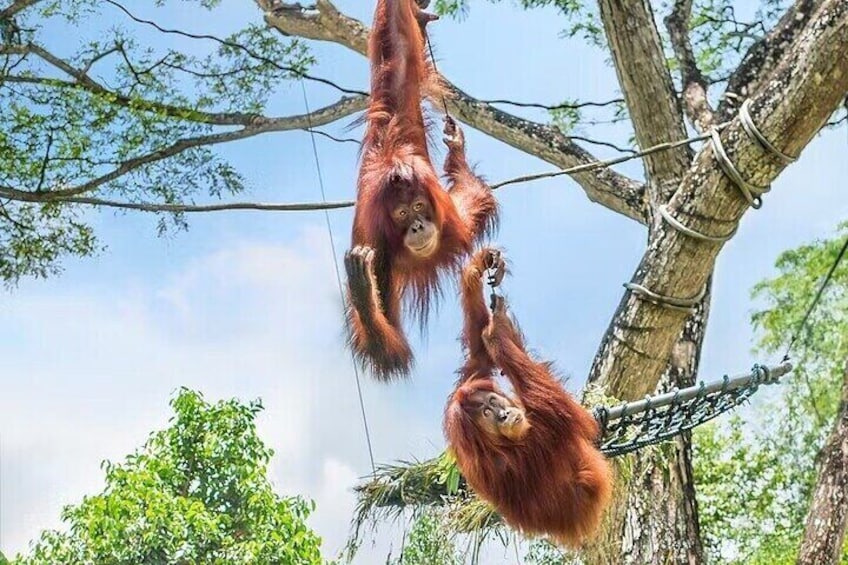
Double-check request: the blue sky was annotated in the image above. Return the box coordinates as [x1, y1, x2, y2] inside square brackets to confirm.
[0, 0, 846, 562]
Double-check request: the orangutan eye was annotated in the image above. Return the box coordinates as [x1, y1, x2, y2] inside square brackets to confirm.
[393, 207, 408, 222]
[413, 201, 424, 212]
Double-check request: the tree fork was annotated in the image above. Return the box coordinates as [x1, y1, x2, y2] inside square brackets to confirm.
[590, 0, 848, 399]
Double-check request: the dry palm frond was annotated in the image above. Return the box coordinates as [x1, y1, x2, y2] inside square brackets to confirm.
[446, 496, 501, 533]
[345, 452, 514, 561]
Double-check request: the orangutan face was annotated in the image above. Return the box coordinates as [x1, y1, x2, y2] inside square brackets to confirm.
[467, 389, 530, 441]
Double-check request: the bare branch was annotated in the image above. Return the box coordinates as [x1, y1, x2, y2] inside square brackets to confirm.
[35, 131, 53, 191]
[665, 0, 715, 132]
[257, 0, 648, 224]
[0, 187, 355, 212]
[597, 0, 691, 199]
[263, 0, 369, 54]
[719, 0, 823, 119]
[478, 97, 625, 111]
[589, 0, 848, 399]
[0, 0, 40, 19]
[103, 0, 366, 96]
[564, 135, 637, 155]
[41, 95, 367, 198]
[80, 44, 122, 75]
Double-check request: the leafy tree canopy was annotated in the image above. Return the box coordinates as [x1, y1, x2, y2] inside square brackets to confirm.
[0, 0, 311, 283]
[13, 388, 326, 565]
[695, 223, 848, 563]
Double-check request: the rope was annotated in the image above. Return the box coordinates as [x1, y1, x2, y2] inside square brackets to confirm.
[639, 98, 808, 309]
[709, 127, 771, 209]
[657, 204, 737, 243]
[779, 119, 848, 363]
[739, 99, 797, 164]
[624, 281, 707, 314]
[494, 123, 729, 190]
[300, 79, 376, 473]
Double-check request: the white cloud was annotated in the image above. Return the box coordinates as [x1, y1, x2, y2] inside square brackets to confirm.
[0, 226, 432, 563]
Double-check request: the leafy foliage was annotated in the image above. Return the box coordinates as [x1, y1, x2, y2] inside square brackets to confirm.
[387, 512, 461, 565]
[0, 0, 312, 282]
[694, 223, 848, 563]
[694, 416, 814, 563]
[13, 388, 326, 565]
[524, 539, 576, 564]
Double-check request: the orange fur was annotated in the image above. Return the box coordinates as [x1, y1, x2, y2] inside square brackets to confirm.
[444, 250, 613, 547]
[346, 0, 497, 381]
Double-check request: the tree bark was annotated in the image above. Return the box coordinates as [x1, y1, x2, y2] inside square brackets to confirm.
[589, 0, 848, 399]
[0, 0, 41, 19]
[596, 0, 691, 197]
[797, 360, 848, 565]
[719, 0, 825, 120]
[585, 284, 709, 565]
[590, 0, 710, 557]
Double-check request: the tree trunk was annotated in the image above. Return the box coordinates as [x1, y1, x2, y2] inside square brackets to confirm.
[797, 360, 848, 565]
[585, 283, 709, 565]
[585, 0, 705, 556]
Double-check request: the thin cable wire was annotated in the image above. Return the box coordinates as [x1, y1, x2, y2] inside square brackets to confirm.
[781, 233, 848, 363]
[300, 79, 376, 473]
[781, 114, 848, 424]
[7, 123, 729, 213]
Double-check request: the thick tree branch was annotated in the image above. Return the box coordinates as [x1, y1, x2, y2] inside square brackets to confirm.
[588, 0, 848, 399]
[665, 0, 715, 132]
[719, 0, 823, 119]
[0, 188, 355, 212]
[0, 0, 39, 19]
[597, 0, 691, 199]
[258, 0, 648, 224]
[34, 95, 366, 198]
[585, 286, 709, 564]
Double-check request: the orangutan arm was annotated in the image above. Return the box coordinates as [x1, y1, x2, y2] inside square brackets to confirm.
[457, 248, 506, 381]
[444, 117, 498, 240]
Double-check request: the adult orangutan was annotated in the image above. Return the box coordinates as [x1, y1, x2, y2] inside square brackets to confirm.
[344, 0, 498, 381]
[444, 249, 613, 547]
